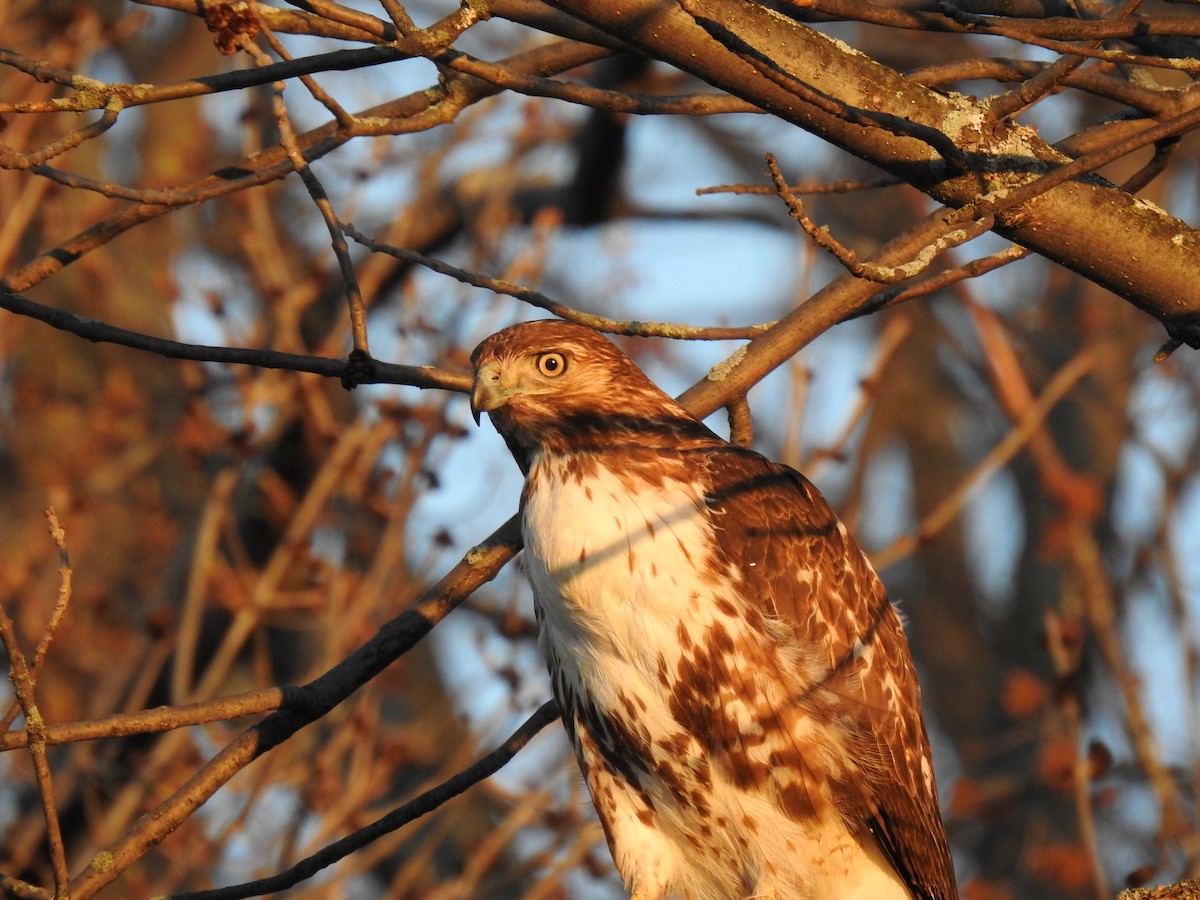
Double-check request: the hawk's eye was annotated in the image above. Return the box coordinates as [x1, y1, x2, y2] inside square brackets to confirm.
[536, 352, 567, 377]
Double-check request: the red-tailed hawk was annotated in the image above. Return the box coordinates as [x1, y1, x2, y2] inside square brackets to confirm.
[471, 320, 956, 900]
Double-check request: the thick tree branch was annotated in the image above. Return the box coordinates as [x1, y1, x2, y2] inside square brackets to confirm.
[544, 0, 1200, 348]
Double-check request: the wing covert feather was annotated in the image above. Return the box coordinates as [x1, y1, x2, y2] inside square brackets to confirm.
[698, 445, 957, 900]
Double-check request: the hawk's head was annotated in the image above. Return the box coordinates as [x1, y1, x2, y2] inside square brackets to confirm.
[470, 320, 715, 471]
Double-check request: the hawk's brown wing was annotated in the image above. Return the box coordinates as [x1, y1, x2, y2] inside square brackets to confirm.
[698, 444, 957, 900]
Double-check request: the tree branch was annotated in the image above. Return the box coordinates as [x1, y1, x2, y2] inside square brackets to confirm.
[168, 700, 561, 900]
[544, 0, 1200, 347]
[0, 286, 472, 394]
[66, 516, 523, 898]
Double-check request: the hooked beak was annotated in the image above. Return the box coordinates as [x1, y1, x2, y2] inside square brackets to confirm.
[470, 359, 509, 425]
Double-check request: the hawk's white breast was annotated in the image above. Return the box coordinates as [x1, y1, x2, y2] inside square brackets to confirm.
[522, 456, 719, 677]
[521, 453, 912, 899]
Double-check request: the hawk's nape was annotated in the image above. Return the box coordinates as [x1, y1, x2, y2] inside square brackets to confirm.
[471, 319, 956, 900]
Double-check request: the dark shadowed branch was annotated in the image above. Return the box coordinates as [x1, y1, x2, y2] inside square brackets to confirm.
[169, 700, 561, 900]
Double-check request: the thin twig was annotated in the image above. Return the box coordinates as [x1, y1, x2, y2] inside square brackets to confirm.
[246, 23, 370, 357]
[801, 314, 914, 475]
[0, 873, 50, 899]
[697, 175, 900, 196]
[343, 223, 773, 340]
[271, 0, 395, 40]
[66, 515, 523, 897]
[1068, 520, 1193, 846]
[0, 606, 70, 894]
[377, 0, 416, 35]
[253, 4, 354, 126]
[132, 0, 396, 42]
[442, 50, 756, 115]
[986, 0, 1147, 124]
[872, 350, 1095, 570]
[0, 510, 74, 733]
[0, 285, 471, 393]
[29, 509, 72, 676]
[169, 469, 240, 706]
[1044, 607, 1109, 900]
[3, 38, 610, 295]
[1120, 137, 1181, 194]
[791, 0, 1200, 72]
[851, 245, 1032, 317]
[168, 700, 561, 900]
[0, 104, 121, 170]
[676, 205, 1022, 419]
[0, 46, 405, 115]
[0, 688, 286, 752]
[766, 153, 994, 284]
[907, 57, 1176, 116]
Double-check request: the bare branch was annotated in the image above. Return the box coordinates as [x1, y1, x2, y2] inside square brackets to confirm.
[344, 224, 772, 340]
[0, 603, 69, 892]
[132, 0, 396, 42]
[0, 509, 73, 733]
[550, 0, 1200, 343]
[766, 153, 995, 283]
[168, 700, 561, 900]
[0, 285, 472, 393]
[985, 0, 1148, 124]
[0, 688, 287, 752]
[66, 516, 523, 897]
[0, 46, 408, 115]
[872, 349, 1095, 570]
[247, 26, 370, 356]
[698, 175, 900, 196]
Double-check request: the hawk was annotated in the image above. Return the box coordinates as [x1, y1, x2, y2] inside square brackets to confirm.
[470, 320, 956, 900]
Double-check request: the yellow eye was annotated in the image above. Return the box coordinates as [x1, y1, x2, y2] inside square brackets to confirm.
[536, 352, 567, 377]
